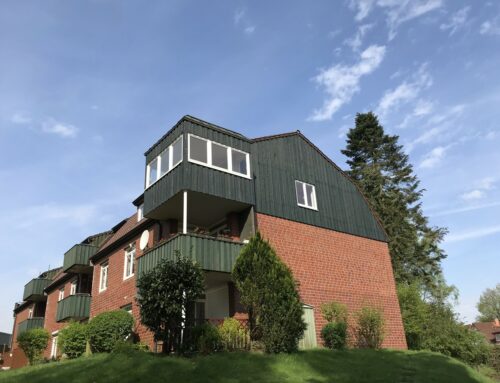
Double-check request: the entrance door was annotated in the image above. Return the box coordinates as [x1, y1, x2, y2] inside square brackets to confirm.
[299, 304, 317, 349]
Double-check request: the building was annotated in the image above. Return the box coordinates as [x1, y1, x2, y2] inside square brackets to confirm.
[7, 115, 407, 367]
[469, 319, 500, 345]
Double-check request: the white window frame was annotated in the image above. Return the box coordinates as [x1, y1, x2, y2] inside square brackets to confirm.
[123, 245, 136, 280]
[58, 287, 65, 302]
[70, 279, 77, 295]
[187, 134, 251, 179]
[137, 204, 144, 222]
[28, 307, 33, 319]
[145, 135, 183, 189]
[50, 335, 58, 358]
[295, 180, 318, 210]
[99, 261, 109, 292]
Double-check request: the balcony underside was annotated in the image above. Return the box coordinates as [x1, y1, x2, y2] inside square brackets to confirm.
[23, 279, 51, 302]
[56, 294, 91, 322]
[63, 244, 98, 274]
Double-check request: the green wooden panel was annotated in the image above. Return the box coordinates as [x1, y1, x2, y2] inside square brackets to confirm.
[17, 317, 44, 335]
[63, 244, 98, 273]
[299, 306, 318, 350]
[56, 294, 91, 322]
[23, 279, 51, 301]
[137, 234, 244, 275]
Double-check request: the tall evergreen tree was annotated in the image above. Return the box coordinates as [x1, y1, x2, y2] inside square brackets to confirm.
[341, 112, 447, 287]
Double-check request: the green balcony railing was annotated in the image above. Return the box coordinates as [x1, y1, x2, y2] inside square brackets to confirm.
[23, 279, 51, 301]
[17, 317, 44, 335]
[56, 294, 91, 322]
[137, 233, 245, 275]
[63, 244, 98, 273]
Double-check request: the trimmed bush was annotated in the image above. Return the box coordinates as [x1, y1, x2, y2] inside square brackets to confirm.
[58, 321, 88, 359]
[355, 307, 385, 349]
[17, 328, 49, 365]
[219, 318, 249, 351]
[321, 322, 347, 350]
[321, 302, 348, 324]
[112, 341, 149, 356]
[87, 310, 134, 353]
[190, 323, 222, 354]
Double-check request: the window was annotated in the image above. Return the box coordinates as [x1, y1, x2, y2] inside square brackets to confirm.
[123, 245, 135, 280]
[496, 334, 500, 343]
[188, 134, 250, 178]
[58, 288, 65, 302]
[28, 308, 33, 319]
[50, 335, 58, 358]
[137, 204, 144, 222]
[70, 280, 77, 295]
[99, 262, 109, 292]
[121, 303, 133, 315]
[295, 180, 317, 210]
[145, 135, 183, 188]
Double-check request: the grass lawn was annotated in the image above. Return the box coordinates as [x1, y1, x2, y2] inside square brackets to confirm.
[0, 349, 494, 383]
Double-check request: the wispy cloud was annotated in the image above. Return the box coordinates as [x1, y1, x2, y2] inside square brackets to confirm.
[377, 64, 432, 117]
[446, 225, 500, 243]
[41, 118, 78, 138]
[10, 112, 32, 124]
[440, 6, 470, 36]
[419, 145, 449, 169]
[344, 23, 374, 51]
[461, 190, 484, 201]
[430, 201, 500, 217]
[349, 0, 443, 39]
[461, 177, 496, 201]
[234, 8, 256, 35]
[244, 26, 256, 35]
[309, 44, 386, 121]
[480, 17, 500, 36]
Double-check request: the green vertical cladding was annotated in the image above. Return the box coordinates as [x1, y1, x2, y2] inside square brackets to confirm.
[23, 279, 51, 301]
[252, 135, 387, 241]
[56, 294, 91, 322]
[299, 306, 318, 350]
[137, 233, 244, 276]
[63, 244, 98, 272]
[143, 119, 255, 217]
[17, 318, 44, 335]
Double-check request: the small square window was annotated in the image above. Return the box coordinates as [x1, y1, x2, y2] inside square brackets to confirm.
[189, 135, 208, 164]
[212, 142, 228, 169]
[231, 149, 248, 176]
[295, 180, 317, 210]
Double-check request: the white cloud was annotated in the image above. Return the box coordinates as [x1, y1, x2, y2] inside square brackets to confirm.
[480, 18, 500, 36]
[41, 119, 78, 138]
[349, 0, 443, 39]
[440, 6, 470, 36]
[377, 64, 432, 117]
[446, 225, 500, 243]
[10, 112, 32, 124]
[234, 9, 245, 25]
[419, 145, 448, 169]
[461, 190, 484, 201]
[460, 177, 496, 201]
[477, 177, 495, 191]
[244, 26, 256, 35]
[234, 8, 256, 35]
[344, 23, 374, 51]
[309, 44, 386, 121]
[430, 201, 500, 217]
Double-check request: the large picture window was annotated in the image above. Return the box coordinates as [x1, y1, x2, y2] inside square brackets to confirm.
[188, 134, 250, 178]
[146, 135, 183, 188]
[295, 180, 317, 210]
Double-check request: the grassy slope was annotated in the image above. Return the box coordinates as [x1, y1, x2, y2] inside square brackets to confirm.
[0, 349, 494, 383]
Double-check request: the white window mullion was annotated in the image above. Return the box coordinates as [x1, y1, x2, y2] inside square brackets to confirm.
[169, 145, 173, 172]
[146, 165, 150, 188]
[227, 147, 232, 173]
[207, 139, 212, 166]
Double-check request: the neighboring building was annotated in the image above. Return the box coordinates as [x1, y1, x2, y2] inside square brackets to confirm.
[7, 115, 407, 367]
[470, 319, 500, 345]
[0, 332, 10, 353]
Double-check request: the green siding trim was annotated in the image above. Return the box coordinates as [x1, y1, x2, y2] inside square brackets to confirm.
[23, 279, 51, 301]
[17, 317, 44, 335]
[137, 234, 244, 275]
[63, 244, 98, 272]
[56, 294, 91, 322]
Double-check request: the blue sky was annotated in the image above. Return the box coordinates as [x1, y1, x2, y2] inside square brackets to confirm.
[1, 0, 499, 333]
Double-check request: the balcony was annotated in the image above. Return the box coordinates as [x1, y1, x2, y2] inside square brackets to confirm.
[56, 294, 91, 322]
[17, 317, 44, 335]
[23, 279, 51, 301]
[137, 233, 245, 275]
[63, 244, 98, 273]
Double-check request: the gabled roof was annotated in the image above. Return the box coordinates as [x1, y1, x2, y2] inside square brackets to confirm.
[469, 320, 500, 343]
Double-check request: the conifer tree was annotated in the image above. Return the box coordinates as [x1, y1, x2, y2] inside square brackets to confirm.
[341, 112, 447, 287]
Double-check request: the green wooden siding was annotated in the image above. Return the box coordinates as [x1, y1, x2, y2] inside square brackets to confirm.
[63, 244, 98, 272]
[23, 279, 51, 301]
[137, 234, 244, 275]
[252, 135, 386, 241]
[17, 317, 44, 335]
[56, 294, 91, 322]
[299, 306, 318, 349]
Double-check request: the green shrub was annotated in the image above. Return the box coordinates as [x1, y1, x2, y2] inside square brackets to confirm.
[321, 322, 347, 350]
[321, 302, 348, 323]
[219, 318, 249, 351]
[58, 321, 88, 359]
[112, 341, 149, 355]
[87, 310, 134, 353]
[190, 323, 222, 354]
[355, 307, 385, 349]
[17, 328, 50, 365]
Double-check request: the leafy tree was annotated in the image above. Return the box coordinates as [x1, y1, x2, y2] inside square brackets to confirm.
[321, 301, 348, 323]
[87, 310, 134, 353]
[136, 253, 204, 353]
[476, 283, 500, 322]
[17, 328, 49, 365]
[59, 321, 88, 359]
[232, 232, 306, 353]
[341, 112, 447, 287]
[355, 306, 385, 349]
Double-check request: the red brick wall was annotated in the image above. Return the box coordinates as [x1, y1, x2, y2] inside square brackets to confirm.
[9, 304, 34, 368]
[256, 213, 407, 349]
[90, 226, 158, 350]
